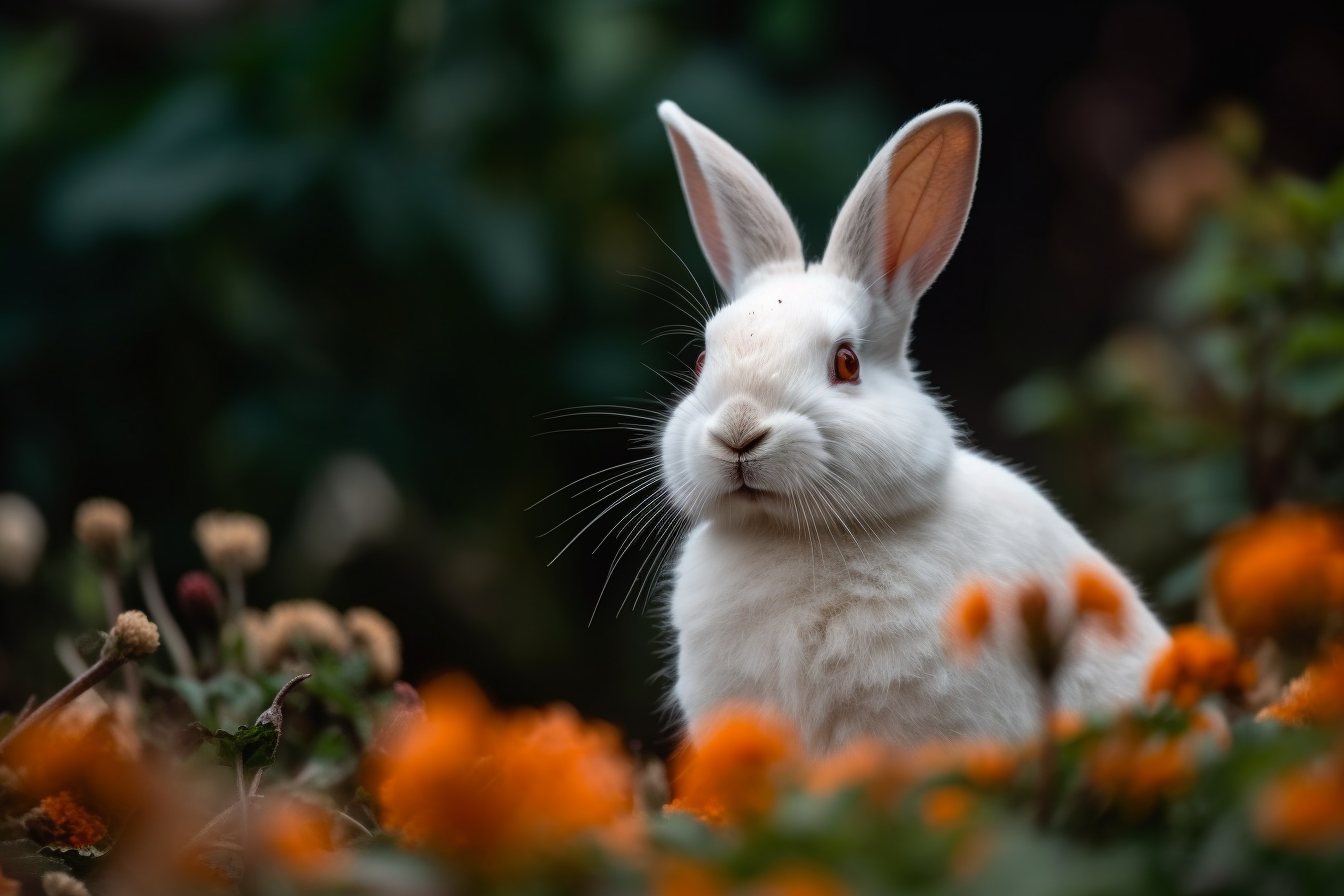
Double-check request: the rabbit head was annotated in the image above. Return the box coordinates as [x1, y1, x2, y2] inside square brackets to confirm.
[657, 101, 981, 531]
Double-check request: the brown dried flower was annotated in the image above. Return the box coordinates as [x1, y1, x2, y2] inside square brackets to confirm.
[193, 510, 269, 575]
[346, 606, 402, 683]
[265, 599, 350, 666]
[105, 610, 160, 660]
[73, 498, 131, 569]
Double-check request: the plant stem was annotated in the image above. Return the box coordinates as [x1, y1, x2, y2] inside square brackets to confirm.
[100, 568, 124, 625]
[101, 569, 142, 705]
[53, 635, 89, 680]
[0, 653, 126, 757]
[224, 568, 246, 618]
[1034, 681, 1058, 828]
[236, 756, 249, 847]
[139, 560, 197, 679]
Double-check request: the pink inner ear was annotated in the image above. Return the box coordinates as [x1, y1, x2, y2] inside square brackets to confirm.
[668, 126, 733, 287]
[883, 129, 947, 282]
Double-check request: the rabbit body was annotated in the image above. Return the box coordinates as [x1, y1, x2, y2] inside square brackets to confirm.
[655, 101, 1168, 754]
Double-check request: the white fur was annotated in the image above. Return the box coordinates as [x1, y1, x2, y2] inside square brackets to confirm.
[655, 100, 1168, 755]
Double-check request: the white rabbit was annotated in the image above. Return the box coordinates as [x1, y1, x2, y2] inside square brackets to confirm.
[654, 99, 1169, 755]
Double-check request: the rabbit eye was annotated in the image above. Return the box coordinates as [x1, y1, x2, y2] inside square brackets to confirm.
[694, 350, 706, 377]
[834, 344, 860, 384]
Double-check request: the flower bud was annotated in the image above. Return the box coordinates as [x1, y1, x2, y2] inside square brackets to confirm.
[105, 610, 160, 660]
[177, 571, 224, 626]
[73, 498, 131, 570]
[0, 493, 46, 586]
[193, 510, 269, 575]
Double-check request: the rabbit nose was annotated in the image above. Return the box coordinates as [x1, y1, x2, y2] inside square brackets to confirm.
[712, 428, 770, 455]
[708, 398, 770, 455]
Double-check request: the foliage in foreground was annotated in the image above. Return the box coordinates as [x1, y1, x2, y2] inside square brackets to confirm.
[1, 494, 1344, 896]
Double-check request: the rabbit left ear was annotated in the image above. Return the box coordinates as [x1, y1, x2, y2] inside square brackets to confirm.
[822, 103, 980, 307]
[658, 101, 804, 299]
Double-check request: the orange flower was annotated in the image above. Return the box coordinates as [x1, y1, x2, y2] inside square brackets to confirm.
[666, 704, 800, 826]
[371, 674, 633, 869]
[920, 785, 975, 829]
[748, 865, 851, 896]
[1146, 624, 1254, 709]
[653, 858, 729, 896]
[1211, 507, 1344, 651]
[1073, 565, 1128, 639]
[806, 737, 910, 804]
[259, 798, 335, 874]
[1085, 723, 1195, 815]
[4, 706, 143, 824]
[1257, 759, 1344, 849]
[33, 792, 107, 849]
[955, 740, 1020, 789]
[1258, 645, 1344, 727]
[946, 582, 992, 658]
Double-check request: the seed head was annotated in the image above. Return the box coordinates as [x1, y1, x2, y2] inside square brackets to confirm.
[0, 493, 46, 586]
[194, 510, 270, 575]
[105, 610, 160, 660]
[346, 606, 402, 683]
[73, 498, 131, 569]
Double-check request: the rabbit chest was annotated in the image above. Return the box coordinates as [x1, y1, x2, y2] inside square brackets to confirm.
[668, 510, 1045, 754]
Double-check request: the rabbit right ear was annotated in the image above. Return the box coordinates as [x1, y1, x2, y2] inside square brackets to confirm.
[658, 101, 804, 299]
[822, 103, 980, 312]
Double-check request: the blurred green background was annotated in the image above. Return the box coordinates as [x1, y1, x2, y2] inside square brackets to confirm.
[1, 0, 1342, 751]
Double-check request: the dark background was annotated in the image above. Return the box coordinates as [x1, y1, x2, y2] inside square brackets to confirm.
[1, 0, 1341, 750]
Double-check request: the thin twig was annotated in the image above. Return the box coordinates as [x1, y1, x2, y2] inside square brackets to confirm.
[181, 673, 311, 858]
[101, 570, 142, 705]
[1034, 681, 1058, 828]
[224, 569, 246, 619]
[236, 756, 249, 849]
[99, 569, 124, 626]
[15, 695, 37, 724]
[54, 634, 89, 681]
[334, 810, 374, 839]
[0, 653, 127, 757]
[139, 560, 198, 679]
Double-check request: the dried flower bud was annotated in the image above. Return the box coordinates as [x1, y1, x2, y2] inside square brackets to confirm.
[177, 571, 224, 625]
[193, 510, 269, 575]
[1017, 582, 1060, 680]
[0, 493, 46, 586]
[105, 610, 160, 660]
[73, 498, 131, 569]
[267, 599, 350, 664]
[346, 606, 402, 683]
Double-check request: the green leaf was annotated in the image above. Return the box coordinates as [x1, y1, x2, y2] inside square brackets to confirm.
[0, 839, 71, 879]
[203, 721, 280, 771]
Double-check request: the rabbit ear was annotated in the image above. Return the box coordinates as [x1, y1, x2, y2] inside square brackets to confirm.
[822, 103, 980, 309]
[658, 101, 804, 298]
